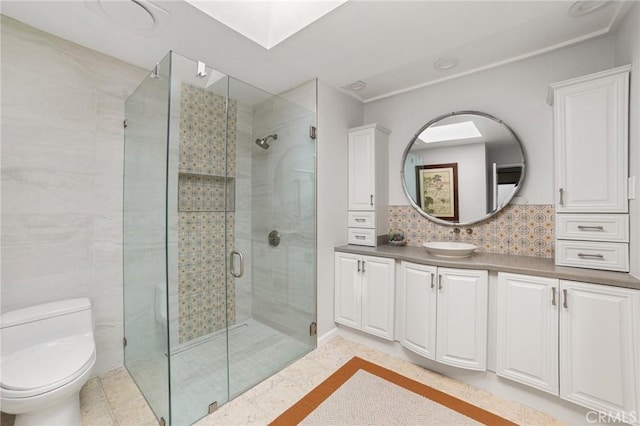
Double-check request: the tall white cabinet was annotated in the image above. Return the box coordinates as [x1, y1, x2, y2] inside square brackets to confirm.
[347, 124, 390, 246]
[399, 261, 488, 371]
[550, 65, 631, 272]
[497, 272, 640, 421]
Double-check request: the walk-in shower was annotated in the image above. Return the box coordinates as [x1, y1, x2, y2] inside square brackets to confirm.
[123, 52, 317, 426]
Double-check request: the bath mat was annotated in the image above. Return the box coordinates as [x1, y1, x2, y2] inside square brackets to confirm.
[269, 356, 517, 425]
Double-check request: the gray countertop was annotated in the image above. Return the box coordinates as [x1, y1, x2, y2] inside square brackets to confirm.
[335, 244, 640, 290]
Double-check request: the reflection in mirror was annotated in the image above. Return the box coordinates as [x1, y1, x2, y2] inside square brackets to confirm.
[402, 112, 525, 225]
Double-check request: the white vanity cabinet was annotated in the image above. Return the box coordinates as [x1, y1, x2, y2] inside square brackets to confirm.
[550, 65, 631, 272]
[399, 261, 488, 371]
[497, 272, 559, 394]
[334, 252, 395, 340]
[497, 272, 640, 419]
[559, 280, 639, 417]
[347, 124, 390, 246]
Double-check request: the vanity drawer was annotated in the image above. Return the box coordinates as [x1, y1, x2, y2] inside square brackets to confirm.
[348, 211, 376, 228]
[555, 240, 629, 272]
[556, 214, 629, 242]
[348, 227, 375, 246]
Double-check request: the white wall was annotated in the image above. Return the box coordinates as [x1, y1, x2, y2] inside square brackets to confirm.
[1, 16, 147, 373]
[316, 82, 363, 339]
[364, 36, 616, 207]
[614, 2, 640, 277]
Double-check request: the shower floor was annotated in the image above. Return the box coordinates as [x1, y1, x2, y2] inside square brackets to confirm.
[126, 318, 312, 426]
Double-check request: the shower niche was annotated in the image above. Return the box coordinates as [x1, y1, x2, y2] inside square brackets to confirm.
[123, 52, 317, 426]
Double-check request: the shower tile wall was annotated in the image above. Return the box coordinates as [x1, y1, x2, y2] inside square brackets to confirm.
[388, 204, 555, 258]
[177, 83, 236, 343]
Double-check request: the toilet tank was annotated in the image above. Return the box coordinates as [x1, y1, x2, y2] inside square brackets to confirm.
[0, 298, 94, 356]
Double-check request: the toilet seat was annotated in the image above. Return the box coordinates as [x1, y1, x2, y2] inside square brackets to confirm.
[0, 334, 95, 398]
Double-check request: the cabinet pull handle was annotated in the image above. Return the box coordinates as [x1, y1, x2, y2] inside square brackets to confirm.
[355, 235, 365, 240]
[577, 225, 604, 231]
[563, 289, 568, 309]
[362, 261, 366, 273]
[559, 188, 564, 206]
[370, 194, 374, 206]
[551, 287, 557, 306]
[355, 218, 365, 222]
[357, 260, 361, 273]
[438, 274, 443, 290]
[430, 273, 434, 289]
[577, 253, 605, 259]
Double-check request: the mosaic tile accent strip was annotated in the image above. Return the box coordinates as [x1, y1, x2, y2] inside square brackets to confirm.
[387, 204, 554, 258]
[178, 83, 237, 343]
[179, 83, 237, 177]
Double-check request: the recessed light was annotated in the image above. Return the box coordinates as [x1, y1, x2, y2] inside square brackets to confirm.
[568, 1, 610, 17]
[342, 80, 367, 91]
[433, 57, 460, 71]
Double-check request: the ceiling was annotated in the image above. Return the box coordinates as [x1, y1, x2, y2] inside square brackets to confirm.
[1, 1, 633, 102]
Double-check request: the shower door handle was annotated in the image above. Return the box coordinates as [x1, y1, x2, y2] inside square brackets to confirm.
[230, 251, 244, 278]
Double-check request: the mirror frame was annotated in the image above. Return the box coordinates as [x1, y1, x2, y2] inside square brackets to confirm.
[401, 111, 526, 226]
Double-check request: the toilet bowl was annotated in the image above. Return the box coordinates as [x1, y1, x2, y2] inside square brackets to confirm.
[0, 298, 96, 426]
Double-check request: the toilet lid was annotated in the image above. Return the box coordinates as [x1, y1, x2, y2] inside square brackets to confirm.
[0, 334, 95, 392]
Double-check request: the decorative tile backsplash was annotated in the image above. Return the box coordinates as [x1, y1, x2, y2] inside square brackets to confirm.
[177, 83, 237, 343]
[388, 204, 555, 258]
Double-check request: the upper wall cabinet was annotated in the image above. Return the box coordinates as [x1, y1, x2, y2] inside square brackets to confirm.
[347, 124, 390, 246]
[550, 66, 630, 213]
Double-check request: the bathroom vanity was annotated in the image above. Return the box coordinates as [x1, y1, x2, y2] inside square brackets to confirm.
[334, 244, 640, 424]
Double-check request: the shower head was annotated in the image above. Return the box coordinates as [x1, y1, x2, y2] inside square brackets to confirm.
[255, 134, 277, 150]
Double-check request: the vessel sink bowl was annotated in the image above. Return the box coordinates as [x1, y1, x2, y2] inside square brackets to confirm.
[422, 241, 477, 258]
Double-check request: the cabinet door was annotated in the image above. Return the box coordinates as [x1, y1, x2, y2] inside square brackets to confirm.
[559, 280, 639, 416]
[399, 262, 437, 360]
[496, 273, 559, 395]
[554, 71, 628, 212]
[334, 252, 361, 329]
[436, 268, 488, 371]
[361, 255, 395, 340]
[348, 129, 376, 211]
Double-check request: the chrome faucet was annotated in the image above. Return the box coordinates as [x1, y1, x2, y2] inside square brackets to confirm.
[450, 227, 461, 241]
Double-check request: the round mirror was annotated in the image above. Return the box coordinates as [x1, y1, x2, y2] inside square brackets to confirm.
[401, 111, 525, 226]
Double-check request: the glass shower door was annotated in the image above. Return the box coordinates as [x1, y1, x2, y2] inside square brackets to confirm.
[226, 77, 317, 399]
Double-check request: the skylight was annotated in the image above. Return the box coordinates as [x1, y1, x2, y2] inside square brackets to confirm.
[184, 0, 347, 50]
[419, 121, 482, 144]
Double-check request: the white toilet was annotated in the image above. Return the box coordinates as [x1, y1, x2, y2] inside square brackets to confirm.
[0, 298, 96, 426]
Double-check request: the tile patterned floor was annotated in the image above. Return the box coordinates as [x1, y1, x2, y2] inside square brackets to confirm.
[1, 335, 566, 426]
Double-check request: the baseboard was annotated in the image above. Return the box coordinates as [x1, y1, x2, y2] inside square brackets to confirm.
[317, 326, 338, 346]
